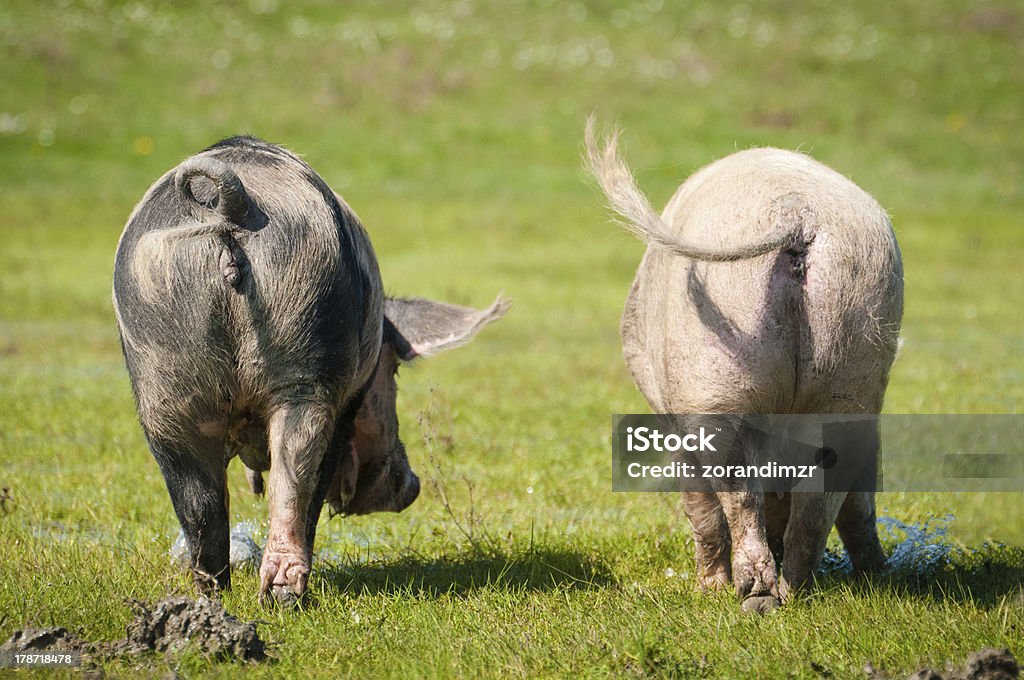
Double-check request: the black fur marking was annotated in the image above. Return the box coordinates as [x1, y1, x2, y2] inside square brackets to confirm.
[789, 252, 807, 281]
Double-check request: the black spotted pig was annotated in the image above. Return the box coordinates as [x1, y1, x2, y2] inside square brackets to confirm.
[114, 136, 507, 605]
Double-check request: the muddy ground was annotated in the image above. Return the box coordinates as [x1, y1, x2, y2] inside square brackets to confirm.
[1, 596, 266, 668]
[865, 648, 1019, 680]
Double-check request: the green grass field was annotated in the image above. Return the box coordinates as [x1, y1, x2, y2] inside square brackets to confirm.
[1, 1, 1022, 677]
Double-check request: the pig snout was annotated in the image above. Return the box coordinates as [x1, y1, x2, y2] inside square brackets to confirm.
[379, 442, 420, 513]
[344, 442, 419, 516]
[396, 466, 421, 512]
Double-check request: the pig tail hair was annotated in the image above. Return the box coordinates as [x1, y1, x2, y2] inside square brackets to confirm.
[584, 116, 800, 262]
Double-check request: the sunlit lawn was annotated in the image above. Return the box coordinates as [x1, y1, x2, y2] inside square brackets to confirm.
[1, 1, 1021, 677]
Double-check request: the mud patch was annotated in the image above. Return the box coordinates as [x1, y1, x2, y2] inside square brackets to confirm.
[865, 648, 1019, 679]
[1, 597, 266, 666]
[2, 627, 90, 654]
[113, 597, 266, 660]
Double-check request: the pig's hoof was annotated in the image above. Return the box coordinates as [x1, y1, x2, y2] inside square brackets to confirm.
[258, 584, 301, 609]
[259, 550, 309, 605]
[271, 585, 300, 609]
[741, 595, 781, 614]
[696, 567, 731, 592]
[191, 567, 228, 596]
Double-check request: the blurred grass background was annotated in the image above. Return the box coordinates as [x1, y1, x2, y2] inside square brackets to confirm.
[0, 1, 1021, 677]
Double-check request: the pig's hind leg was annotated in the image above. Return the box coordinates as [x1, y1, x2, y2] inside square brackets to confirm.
[260, 401, 334, 606]
[700, 420, 780, 609]
[779, 491, 846, 601]
[302, 395, 362, 555]
[764, 492, 791, 563]
[835, 491, 886, 574]
[682, 489, 732, 591]
[149, 433, 231, 594]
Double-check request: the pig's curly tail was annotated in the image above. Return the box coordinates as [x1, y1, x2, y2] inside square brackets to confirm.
[175, 155, 251, 226]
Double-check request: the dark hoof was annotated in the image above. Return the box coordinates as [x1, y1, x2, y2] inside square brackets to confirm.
[741, 595, 781, 614]
[191, 568, 228, 596]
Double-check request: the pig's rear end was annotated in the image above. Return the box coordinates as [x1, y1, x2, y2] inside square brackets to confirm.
[652, 147, 903, 416]
[658, 149, 903, 603]
[585, 125, 903, 609]
[113, 137, 382, 599]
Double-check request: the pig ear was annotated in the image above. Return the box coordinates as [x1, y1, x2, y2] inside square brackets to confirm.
[383, 295, 510, 361]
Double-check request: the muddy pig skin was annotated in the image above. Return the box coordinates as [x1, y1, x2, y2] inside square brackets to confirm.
[114, 136, 507, 605]
[586, 121, 902, 610]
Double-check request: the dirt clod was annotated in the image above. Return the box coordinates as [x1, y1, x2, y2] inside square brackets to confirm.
[114, 597, 265, 661]
[2, 627, 89, 653]
[866, 648, 1019, 680]
[957, 648, 1020, 680]
[1, 597, 266, 666]
[740, 594, 781, 615]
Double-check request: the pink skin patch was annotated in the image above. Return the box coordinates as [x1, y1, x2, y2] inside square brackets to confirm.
[259, 520, 310, 604]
